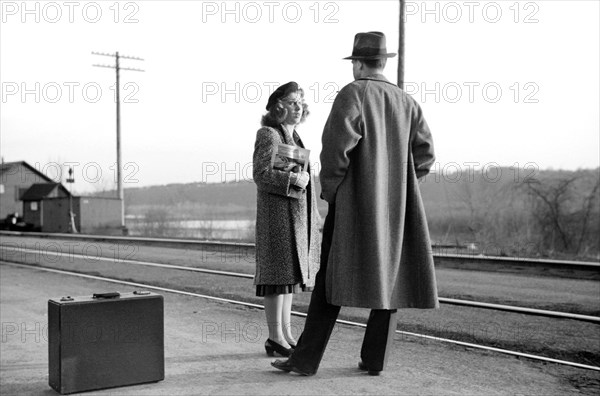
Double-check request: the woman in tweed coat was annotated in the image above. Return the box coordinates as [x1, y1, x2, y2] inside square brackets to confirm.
[253, 82, 321, 357]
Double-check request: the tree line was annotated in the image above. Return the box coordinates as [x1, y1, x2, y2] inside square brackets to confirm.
[114, 167, 599, 260]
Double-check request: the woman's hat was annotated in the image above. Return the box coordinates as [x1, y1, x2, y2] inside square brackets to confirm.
[343, 31, 397, 60]
[266, 81, 299, 111]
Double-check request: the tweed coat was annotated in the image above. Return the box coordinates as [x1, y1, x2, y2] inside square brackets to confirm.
[253, 125, 321, 288]
[319, 74, 438, 309]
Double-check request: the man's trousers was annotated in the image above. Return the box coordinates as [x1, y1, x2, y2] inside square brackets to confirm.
[289, 204, 398, 374]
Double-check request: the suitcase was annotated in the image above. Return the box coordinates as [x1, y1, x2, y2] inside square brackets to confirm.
[48, 291, 164, 394]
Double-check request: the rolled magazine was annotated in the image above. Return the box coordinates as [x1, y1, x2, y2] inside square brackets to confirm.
[271, 144, 310, 173]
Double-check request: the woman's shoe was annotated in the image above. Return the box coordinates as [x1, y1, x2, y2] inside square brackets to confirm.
[285, 338, 297, 349]
[284, 337, 297, 349]
[265, 339, 292, 357]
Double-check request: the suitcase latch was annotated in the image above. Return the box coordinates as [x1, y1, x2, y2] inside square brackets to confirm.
[133, 290, 151, 295]
[60, 296, 74, 302]
[92, 292, 121, 299]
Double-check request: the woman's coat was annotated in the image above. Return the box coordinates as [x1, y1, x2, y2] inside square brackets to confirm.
[253, 126, 321, 288]
[319, 74, 438, 309]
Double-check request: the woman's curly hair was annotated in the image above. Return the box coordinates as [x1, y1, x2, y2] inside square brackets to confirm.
[261, 88, 310, 128]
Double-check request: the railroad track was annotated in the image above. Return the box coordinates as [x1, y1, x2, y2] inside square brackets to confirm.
[1, 259, 598, 373]
[2, 230, 599, 278]
[1, 233, 599, 372]
[1, 244, 598, 324]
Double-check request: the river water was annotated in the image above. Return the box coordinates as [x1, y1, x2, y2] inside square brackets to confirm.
[127, 219, 256, 241]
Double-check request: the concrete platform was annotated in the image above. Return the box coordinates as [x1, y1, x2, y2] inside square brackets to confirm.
[0, 262, 596, 395]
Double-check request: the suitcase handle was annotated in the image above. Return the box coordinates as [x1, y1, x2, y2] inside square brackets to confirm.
[92, 292, 121, 299]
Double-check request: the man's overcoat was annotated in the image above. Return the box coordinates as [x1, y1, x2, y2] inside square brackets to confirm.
[319, 74, 438, 309]
[253, 126, 321, 289]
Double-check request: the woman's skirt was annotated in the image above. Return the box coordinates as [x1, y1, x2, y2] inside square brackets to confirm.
[256, 283, 313, 296]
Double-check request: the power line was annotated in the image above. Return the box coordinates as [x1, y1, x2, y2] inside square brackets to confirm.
[92, 51, 145, 234]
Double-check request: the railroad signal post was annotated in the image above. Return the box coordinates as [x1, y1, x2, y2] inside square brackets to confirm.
[92, 51, 144, 235]
[66, 166, 77, 234]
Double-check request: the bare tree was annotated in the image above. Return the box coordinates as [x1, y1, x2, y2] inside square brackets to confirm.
[575, 175, 600, 254]
[524, 172, 600, 256]
[525, 177, 576, 251]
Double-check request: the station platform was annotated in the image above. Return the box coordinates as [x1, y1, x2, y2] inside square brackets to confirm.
[0, 262, 590, 395]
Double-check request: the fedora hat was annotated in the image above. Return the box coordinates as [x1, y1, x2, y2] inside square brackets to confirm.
[343, 31, 396, 60]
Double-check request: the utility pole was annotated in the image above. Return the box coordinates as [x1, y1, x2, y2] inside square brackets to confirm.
[92, 51, 144, 235]
[398, 0, 405, 89]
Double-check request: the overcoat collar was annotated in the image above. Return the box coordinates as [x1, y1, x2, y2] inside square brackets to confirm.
[276, 125, 305, 148]
[356, 73, 397, 88]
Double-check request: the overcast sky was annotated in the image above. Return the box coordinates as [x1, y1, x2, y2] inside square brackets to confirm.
[1, 0, 598, 193]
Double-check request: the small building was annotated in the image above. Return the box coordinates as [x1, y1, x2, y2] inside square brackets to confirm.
[0, 161, 56, 219]
[20, 183, 71, 231]
[73, 196, 122, 234]
[1, 160, 123, 234]
[19, 184, 123, 234]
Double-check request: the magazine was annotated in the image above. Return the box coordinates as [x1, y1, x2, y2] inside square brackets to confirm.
[271, 144, 310, 173]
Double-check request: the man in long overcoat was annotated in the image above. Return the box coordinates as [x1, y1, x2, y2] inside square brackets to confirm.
[272, 31, 438, 376]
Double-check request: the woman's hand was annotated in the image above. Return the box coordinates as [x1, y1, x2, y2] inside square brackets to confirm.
[291, 171, 310, 190]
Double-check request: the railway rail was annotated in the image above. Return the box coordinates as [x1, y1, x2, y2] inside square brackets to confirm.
[2, 230, 599, 276]
[1, 243, 598, 324]
[1, 232, 599, 372]
[2, 260, 598, 373]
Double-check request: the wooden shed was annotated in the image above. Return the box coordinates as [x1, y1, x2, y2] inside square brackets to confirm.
[0, 161, 56, 219]
[20, 183, 70, 231]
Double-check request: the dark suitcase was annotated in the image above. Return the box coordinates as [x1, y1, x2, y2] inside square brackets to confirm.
[48, 291, 164, 394]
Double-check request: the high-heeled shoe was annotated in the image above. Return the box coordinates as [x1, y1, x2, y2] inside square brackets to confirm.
[264, 339, 292, 357]
[284, 337, 297, 349]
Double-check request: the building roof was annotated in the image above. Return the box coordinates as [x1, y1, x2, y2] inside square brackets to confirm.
[0, 161, 54, 183]
[20, 183, 70, 201]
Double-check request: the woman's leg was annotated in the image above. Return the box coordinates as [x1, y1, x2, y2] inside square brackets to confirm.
[282, 293, 296, 345]
[264, 294, 290, 347]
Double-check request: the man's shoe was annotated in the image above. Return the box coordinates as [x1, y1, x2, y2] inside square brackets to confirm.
[271, 359, 314, 376]
[358, 360, 381, 376]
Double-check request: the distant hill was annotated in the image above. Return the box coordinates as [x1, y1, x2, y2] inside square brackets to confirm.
[91, 167, 598, 223]
[125, 181, 257, 209]
[119, 179, 328, 219]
